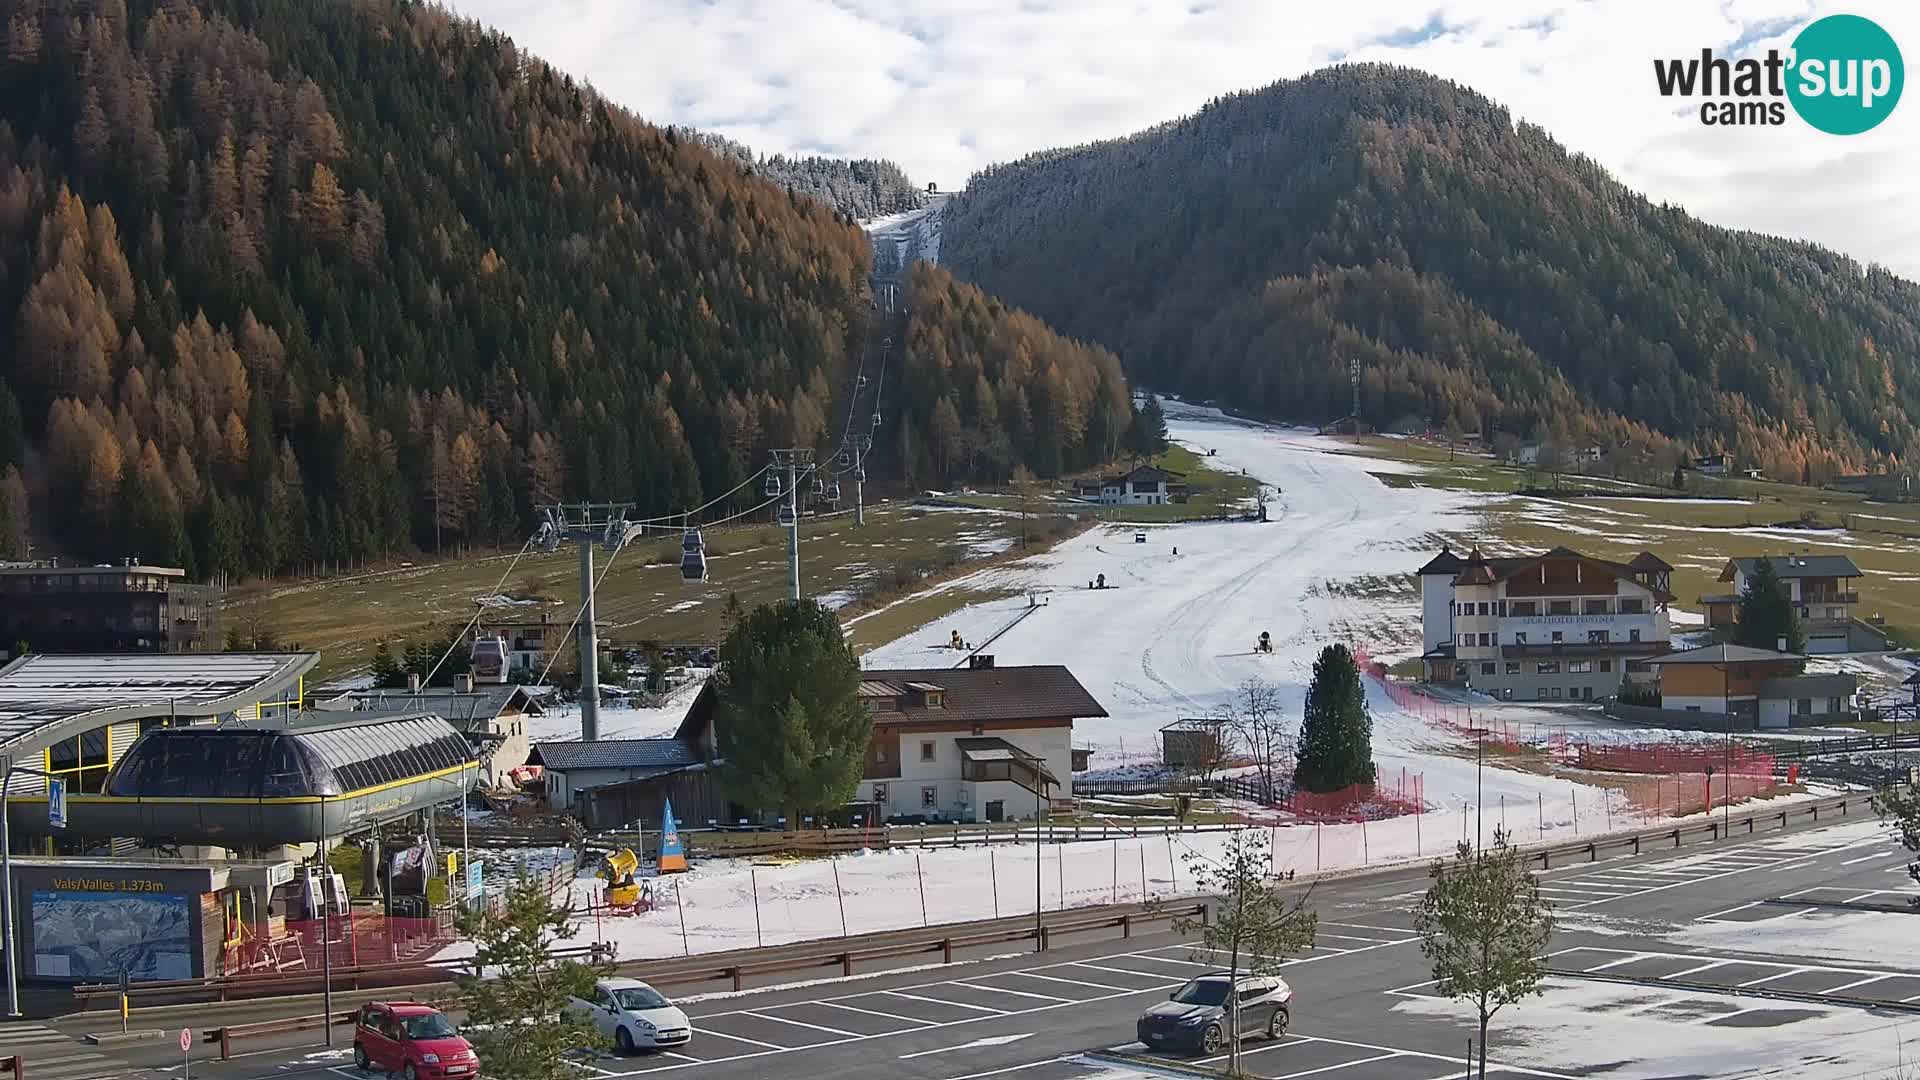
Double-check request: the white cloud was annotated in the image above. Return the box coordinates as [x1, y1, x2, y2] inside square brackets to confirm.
[451, 0, 1920, 276]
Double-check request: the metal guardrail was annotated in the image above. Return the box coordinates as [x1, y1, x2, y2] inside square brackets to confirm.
[0, 1055, 20, 1080]
[1762, 732, 1920, 762]
[205, 1009, 358, 1060]
[1518, 792, 1870, 870]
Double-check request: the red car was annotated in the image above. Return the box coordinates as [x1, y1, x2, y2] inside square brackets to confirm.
[353, 1002, 479, 1079]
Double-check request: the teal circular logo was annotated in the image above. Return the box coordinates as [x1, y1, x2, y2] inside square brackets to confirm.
[1787, 14, 1904, 135]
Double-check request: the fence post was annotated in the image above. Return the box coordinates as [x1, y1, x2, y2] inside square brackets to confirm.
[1139, 843, 1149, 901]
[675, 880, 690, 957]
[1362, 818, 1369, 865]
[750, 868, 763, 948]
[1112, 842, 1120, 904]
[916, 855, 929, 927]
[221, 1027, 232, 1060]
[991, 849, 1001, 918]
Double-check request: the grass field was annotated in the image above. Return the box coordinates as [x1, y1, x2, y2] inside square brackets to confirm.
[231, 502, 1059, 681]
[938, 442, 1264, 523]
[1353, 436, 1920, 642]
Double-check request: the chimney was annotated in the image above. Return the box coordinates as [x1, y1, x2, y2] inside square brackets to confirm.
[456, 672, 474, 694]
[970, 654, 996, 670]
[407, 672, 422, 694]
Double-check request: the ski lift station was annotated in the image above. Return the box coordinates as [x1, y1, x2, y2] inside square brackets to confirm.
[0, 652, 485, 988]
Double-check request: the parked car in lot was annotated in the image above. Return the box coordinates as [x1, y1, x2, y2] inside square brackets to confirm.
[567, 977, 692, 1053]
[1136, 972, 1291, 1055]
[352, 1002, 478, 1079]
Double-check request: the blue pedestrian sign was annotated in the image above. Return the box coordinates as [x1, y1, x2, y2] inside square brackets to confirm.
[466, 857, 485, 910]
[48, 776, 67, 829]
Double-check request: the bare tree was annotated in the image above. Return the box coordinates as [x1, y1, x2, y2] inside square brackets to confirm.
[1225, 677, 1287, 804]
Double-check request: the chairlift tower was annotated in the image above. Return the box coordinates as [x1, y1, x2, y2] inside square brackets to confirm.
[534, 502, 634, 743]
[770, 449, 815, 601]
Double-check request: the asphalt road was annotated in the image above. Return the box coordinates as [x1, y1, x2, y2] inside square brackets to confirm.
[15, 801, 1916, 1080]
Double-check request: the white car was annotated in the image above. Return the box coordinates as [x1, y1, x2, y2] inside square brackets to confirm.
[568, 978, 692, 1054]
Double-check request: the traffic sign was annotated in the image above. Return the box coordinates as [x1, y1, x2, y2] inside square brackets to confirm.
[48, 777, 66, 829]
[180, 1027, 192, 1052]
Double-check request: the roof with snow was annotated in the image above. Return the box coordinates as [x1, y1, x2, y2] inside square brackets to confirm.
[528, 738, 701, 773]
[1647, 644, 1803, 665]
[346, 685, 543, 730]
[1416, 548, 1464, 575]
[1721, 555, 1863, 581]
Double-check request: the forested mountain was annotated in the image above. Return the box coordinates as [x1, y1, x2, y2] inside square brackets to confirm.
[0, 0, 1105, 578]
[890, 262, 1129, 488]
[943, 64, 1920, 482]
[686, 130, 928, 221]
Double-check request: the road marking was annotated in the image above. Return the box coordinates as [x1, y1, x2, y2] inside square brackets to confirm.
[1823, 975, 1891, 994]
[688, 1026, 789, 1050]
[817, 1000, 937, 1025]
[956, 980, 1071, 1003]
[1008, 970, 1139, 993]
[1070, 961, 1191, 981]
[1667, 960, 1731, 979]
[883, 990, 1007, 1014]
[1196, 1031, 1580, 1079]
[1312, 930, 1409, 944]
[898, 1032, 1033, 1059]
[1323, 921, 1414, 935]
[1737, 968, 1808, 988]
[944, 1059, 1069, 1080]
[740, 1010, 861, 1038]
[659, 1051, 702, 1063]
[1121, 952, 1212, 968]
[1583, 953, 1654, 972]
[1843, 851, 1898, 866]
[1268, 1051, 1403, 1077]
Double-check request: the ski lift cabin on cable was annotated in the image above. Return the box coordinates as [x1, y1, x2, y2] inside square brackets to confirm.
[764, 473, 782, 497]
[680, 529, 708, 582]
[777, 503, 796, 527]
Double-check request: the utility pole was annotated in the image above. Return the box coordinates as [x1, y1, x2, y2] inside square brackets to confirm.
[1349, 357, 1362, 442]
[534, 503, 634, 742]
[853, 435, 870, 528]
[770, 449, 814, 602]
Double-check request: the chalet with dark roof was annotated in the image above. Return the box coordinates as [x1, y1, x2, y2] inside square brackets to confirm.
[1416, 544, 1675, 702]
[1699, 554, 1887, 654]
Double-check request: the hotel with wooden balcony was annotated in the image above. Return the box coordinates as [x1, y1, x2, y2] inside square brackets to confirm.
[1417, 545, 1675, 702]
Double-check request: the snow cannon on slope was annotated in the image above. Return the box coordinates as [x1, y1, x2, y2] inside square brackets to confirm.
[1257, 631, 1273, 654]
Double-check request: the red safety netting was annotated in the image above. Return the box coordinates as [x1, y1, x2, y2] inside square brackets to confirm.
[226, 913, 451, 976]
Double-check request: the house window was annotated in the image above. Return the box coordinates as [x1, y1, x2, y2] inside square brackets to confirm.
[1795, 698, 1812, 715]
[1549, 600, 1574, 615]
[1506, 662, 1521, 675]
[872, 783, 888, 802]
[1588, 630, 1609, 643]
[1511, 601, 1537, 616]
[875, 745, 888, 764]
[1551, 631, 1564, 643]
[1568, 660, 1593, 673]
[1513, 632, 1528, 645]
[1481, 662, 1496, 676]
[925, 692, 945, 709]
[1619, 599, 1644, 614]
[1477, 603, 1489, 616]
[1629, 629, 1641, 643]
[1460, 634, 1472, 647]
[1584, 599, 1610, 614]
[1684, 705, 1701, 712]
[1477, 633, 1491, 647]
[921, 785, 938, 808]
[920, 741, 937, 762]
[1551, 687, 1563, 699]
[1537, 661, 1561, 674]
[1600, 660, 1613, 673]
[1827, 696, 1843, 713]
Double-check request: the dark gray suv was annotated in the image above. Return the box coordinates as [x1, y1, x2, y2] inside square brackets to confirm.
[1136, 972, 1292, 1055]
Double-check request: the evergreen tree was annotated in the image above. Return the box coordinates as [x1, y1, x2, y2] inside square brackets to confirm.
[453, 877, 611, 1080]
[713, 599, 869, 821]
[369, 639, 404, 688]
[1295, 643, 1376, 793]
[1126, 395, 1170, 460]
[1734, 558, 1806, 655]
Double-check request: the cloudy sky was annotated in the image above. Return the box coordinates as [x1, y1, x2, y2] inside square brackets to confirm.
[455, 0, 1920, 276]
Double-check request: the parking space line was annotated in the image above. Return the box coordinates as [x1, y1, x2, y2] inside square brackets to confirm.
[816, 1000, 937, 1025]
[1843, 890, 1887, 902]
[741, 1010, 862, 1038]
[1737, 968, 1808, 987]
[1011, 970, 1141, 993]
[1668, 960, 1731, 979]
[1583, 953, 1653, 972]
[883, 990, 1007, 1014]
[945, 1059, 1071, 1080]
[690, 1027, 788, 1050]
[1323, 921, 1414, 935]
[1823, 975, 1891, 994]
[957, 980, 1072, 1003]
[1072, 961, 1196, 981]
[1268, 1051, 1403, 1077]
[1843, 851, 1898, 866]
[1313, 931, 1408, 944]
[658, 1052, 702, 1064]
[1221, 1032, 1579, 1079]
[1123, 952, 1213, 968]
[1698, 901, 1766, 921]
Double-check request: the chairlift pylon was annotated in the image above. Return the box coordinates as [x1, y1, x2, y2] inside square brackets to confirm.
[679, 528, 707, 583]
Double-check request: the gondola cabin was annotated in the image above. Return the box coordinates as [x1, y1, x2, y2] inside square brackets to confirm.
[470, 634, 508, 684]
[680, 529, 708, 583]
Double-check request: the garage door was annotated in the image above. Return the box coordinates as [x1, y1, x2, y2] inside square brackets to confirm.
[1808, 634, 1848, 654]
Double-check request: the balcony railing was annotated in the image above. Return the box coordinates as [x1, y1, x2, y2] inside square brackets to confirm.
[1801, 591, 1859, 605]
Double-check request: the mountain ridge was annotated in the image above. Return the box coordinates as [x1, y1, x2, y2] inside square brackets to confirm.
[941, 63, 1920, 481]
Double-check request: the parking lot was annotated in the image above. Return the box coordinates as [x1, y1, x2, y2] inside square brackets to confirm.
[1529, 830, 1881, 910]
[575, 923, 1419, 1076]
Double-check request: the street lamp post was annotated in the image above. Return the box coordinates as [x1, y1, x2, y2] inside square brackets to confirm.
[319, 792, 334, 1045]
[1034, 757, 1043, 952]
[1467, 681, 1483, 851]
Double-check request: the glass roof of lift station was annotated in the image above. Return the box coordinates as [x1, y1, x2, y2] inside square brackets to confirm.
[106, 712, 474, 799]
